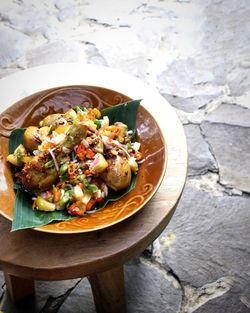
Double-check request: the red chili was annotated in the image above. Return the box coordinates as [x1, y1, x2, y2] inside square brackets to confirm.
[86, 148, 95, 158]
[84, 169, 91, 176]
[68, 201, 85, 216]
[86, 199, 96, 211]
[76, 144, 85, 161]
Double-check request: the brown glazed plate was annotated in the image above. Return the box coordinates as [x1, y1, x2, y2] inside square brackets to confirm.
[0, 85, 167, 233]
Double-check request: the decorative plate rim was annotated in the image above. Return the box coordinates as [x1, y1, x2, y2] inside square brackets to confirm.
[0, 80, 168, 234]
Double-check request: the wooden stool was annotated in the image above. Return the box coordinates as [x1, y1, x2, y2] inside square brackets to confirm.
[0, 65, 187, 313]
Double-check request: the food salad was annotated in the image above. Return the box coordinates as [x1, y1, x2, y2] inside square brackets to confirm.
[7, 106, 143, 216]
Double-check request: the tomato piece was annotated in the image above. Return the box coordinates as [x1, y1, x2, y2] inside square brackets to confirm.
[68, 201, 85, 216]
[78, 182, 84, 189]
[76, 144, 86, 161]
[84, 169, 91, 176]
[86, 199, 96, 211]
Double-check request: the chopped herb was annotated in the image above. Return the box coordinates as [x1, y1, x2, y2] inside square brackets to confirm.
[60, 162, 68, 175]
[94, 119, 102, 129]
[44, 160, 54, 169]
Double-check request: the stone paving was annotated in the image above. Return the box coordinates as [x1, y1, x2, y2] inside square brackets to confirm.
[0, 0, 250, 312]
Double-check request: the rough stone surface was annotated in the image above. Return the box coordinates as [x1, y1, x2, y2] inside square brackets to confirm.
[1, 293, 38, 313]
[201, 121, 250, 193]
[125, 260, 182, 313]
[154, 184, 250, 311]
[0, 0, 250, 312]
[0, 279, 80, 313]
[157, 58, 223, 99]
[197, 0, 250, 94]
[194, 282, 250, 313]
[0, 25, 32, 67]
[58, 278, 95, 313]
[26, 41, 87, 67]
[162, 94, 215, 113]
[59, 260, 182, 313]
[184, 124, 217, 176]
[36, 279, 81, 311]
[204, 103, 250, 127]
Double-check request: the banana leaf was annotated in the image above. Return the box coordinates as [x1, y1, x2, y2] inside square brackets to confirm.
[9, 99, 141, 231]
[9, 128, 25, 190]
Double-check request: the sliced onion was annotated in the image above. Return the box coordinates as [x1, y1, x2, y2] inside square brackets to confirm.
[33, 150, 41, 156]
[112, 140, 130, 158]
[137, 158, 145, 164]
[81, 138, 89, 148]
[58, 117, 67, 125]
[62, 146, 71, 154]
[60, 189, 65, 199]
[94, 189, 102, 198]
[65, 184, 74, 190]
[89, 154, 99, 169]
[101, 135, 113, 149]
[48, 148, 59, 173]
[132, 142, 141, 151]
[51, 132, 66, 144]
[102, 184, 108, 197]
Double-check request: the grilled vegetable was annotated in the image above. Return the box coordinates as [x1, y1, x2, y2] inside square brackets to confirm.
[7, 144, 27, 166]
[21, 153, 58, 192]
[116, 122, 128, 143]
[102, 156, 131, 191]
[36, 196, 56, 212]
[24, 126, 41, 151]
[62, 124, 87, 149]
[40, 113, 64, 129]
[89, 153, 108, 174]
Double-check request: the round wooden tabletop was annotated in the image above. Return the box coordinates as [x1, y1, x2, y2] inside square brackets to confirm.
[0, 64, 187, 281]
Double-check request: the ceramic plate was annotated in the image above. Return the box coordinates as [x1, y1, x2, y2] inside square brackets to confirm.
[0, 83, 167, 233]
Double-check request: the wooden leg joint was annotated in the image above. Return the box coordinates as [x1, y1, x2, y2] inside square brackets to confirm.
[88, 265, 126, 313]
[4, 272, 35, 303]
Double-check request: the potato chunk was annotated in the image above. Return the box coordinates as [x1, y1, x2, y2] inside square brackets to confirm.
[24, 126, 41, 151]
[102, 156, 131, 191]
[21, 154, 58, 192]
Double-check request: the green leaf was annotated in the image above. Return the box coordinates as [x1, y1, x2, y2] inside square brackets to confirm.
[101, 99, 141, 131]
[11, 190, 74, 231]
[8, 128, 25, 190]
[9, 99, 141, 231]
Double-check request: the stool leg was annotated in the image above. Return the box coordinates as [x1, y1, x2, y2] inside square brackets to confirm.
[88, 265, 126, 313]
[4, 272, 35, 303]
